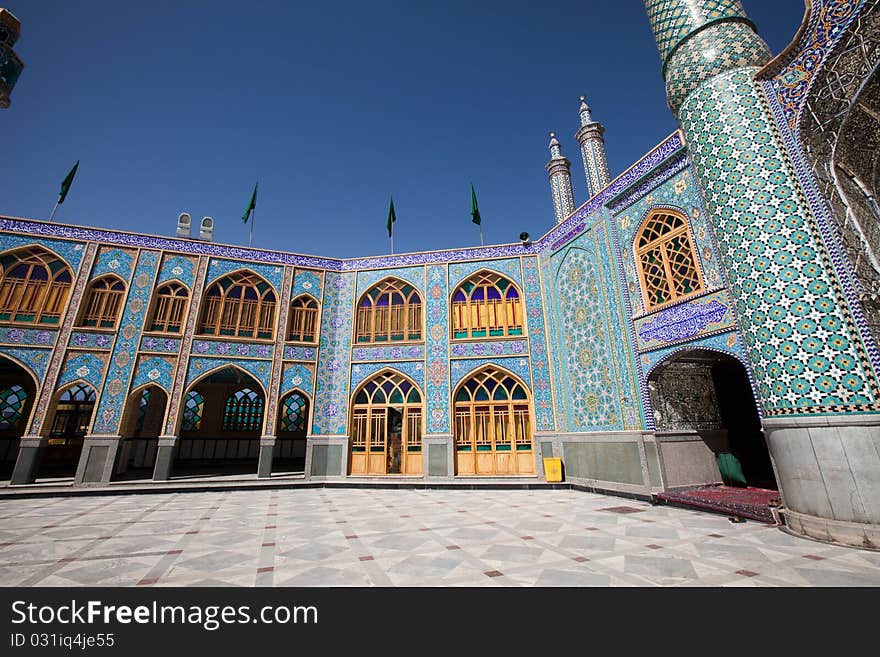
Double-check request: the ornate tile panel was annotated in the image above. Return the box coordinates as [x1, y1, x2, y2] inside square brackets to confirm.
[311, 271, 355, 435]
[131, 356, 174, 394]
[356, 266, 424, 297]
[425, 265, 450, 434]
[523, 256, 554, 431]
[291, 269, 323, 301]
[350, 361, 425, 394]
[92, 249, 160, 434]
[679, 67, 880, 414]
[0, 346, 51, 381]
[449, 340, 527, 358]
[0, 233, 85, 269]
[57, 352, 106, 391]
[0, 328, 55, 348]
[450, 357, 531, 392]
[539, 251, 568, 430]
[281, 363, 315, 397]
[635, 289, 736, 352]
[449, 258, 522, 291]
[283, 345, 318, 361]
[191, 339, 273, 359]
[206, 258, 283, 293]
[69, 331, 113, 350]
[140, 336, 181, 354]
[92, 247, 135, 281]
[156, 255, 197, 288]
[353, 344, 424, 361]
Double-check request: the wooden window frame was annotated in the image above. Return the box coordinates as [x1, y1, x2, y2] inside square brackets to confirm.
[77, 275, 127, 329]
[0, 247, 73, 326]
[450, 271, 524, 340]
[354, 278, 422, 345]
[635, 210, 704, 312]
[197, 271, 277, 341]
[147, 281, 190, 334]
[287, 295, 320, 343]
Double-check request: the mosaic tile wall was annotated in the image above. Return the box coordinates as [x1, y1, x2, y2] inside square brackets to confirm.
[353, 344, 424, 361]
[291, 269, 323, 301]
[0, 233, 85, 270]
[92, 249, 160, 434]
[206, 257, 283, 293]
[425, 265, 450, 434]
[645, 0, 749, 65]
[449, 257, 522, 290]
[311, 271, 355, 435]
[0, 346, 51, 381]
[156, 254, 197, 288]
[635, 289, 736, 352]
[92, 247, 135, 282]
[450, 341, 526, 358]
[0, 328, 55, 348]
[57, 352, 106, 391]
[450, 357, 531, 391]
[191, 339, 273, 359]
[539, 251, 568, 429]
[69, 332, 113, 350]
[140, 336, 181, 354]
[131, 356, 174, 394]
[522, 256, 554, 431]
[351, 361, 425, 394]
[281, 363, 315, 398]
[356, 266, 424, 297]
[678, 68, 880, 414]
[283, 345, 318, 361]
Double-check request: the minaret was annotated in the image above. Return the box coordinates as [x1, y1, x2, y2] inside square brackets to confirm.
[546, 132, 575, 224]
[574, 96, 611, 198]
[645, 0, 880, 547]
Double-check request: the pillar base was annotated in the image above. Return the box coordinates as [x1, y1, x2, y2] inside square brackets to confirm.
[423, 434, 453, 479]
[764, 414, 880, 548]
[152, 436, 177, 481]
[10, 435, 46, 485]
[304, 436, 348, 479]
[258, 436, 275, 479]
[75, 436, 122, 486]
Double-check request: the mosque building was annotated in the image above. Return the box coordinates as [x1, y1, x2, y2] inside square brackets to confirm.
[1, 1, 878, 549]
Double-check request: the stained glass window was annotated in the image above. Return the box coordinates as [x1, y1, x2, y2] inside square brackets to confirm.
[355, 279, 421, 343]
[222, 387, 264, 432]
[636, 210, 703, 310]
[134, 388, 151, 434]
[0, 247, 73, 325]
[280, 392, 308, 433]
[0, 384, 27, 430]
[181, 390, 204, 431]
[451, 272, 523, 339]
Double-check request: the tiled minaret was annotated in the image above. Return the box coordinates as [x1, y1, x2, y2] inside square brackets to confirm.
[574, 96, 611, 199]
[546, 132, 575, 225]
[646, 0, 880, 547]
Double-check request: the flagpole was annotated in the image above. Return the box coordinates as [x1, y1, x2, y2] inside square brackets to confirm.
[249, 205, 254, 248]
[390, 232, 394, 255]
[479, 224, 483, 247]
[48, 199, 60, 222]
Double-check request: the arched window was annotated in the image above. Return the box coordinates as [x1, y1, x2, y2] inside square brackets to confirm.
[636, 210, 703, 310]
[198, 271, 276, 340]
[222, 387, 264, 432]
[0, 247, 72, 325]
[349, 371, 423, 475]
[453, 367, 533, 476]
[279, 392, 309, 433]
[79, 275, 126, 328]
[49, 383, 96, 440]
[355, 279, 422, 343]
[287, 295, 319, 342]
[181, 390, 204, 431]
[451, 272, 523, 339]
[0, 384, 28, 430]
[148, 282, 189, 333]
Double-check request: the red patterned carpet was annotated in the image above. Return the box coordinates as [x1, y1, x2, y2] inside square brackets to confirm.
[656, 485, 782, 524]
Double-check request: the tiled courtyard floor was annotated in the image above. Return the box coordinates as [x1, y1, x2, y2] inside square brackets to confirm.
[1, 488, 879, 587]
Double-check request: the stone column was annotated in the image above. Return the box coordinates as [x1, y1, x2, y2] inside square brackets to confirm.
[153, 256, 210, 481]
[645, 0, 880, 547]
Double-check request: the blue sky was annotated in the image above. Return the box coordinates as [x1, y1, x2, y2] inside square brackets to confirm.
[2, 0, 806, 258]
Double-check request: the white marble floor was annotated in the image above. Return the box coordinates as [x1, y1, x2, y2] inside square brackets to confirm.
[1, 488, 878, 587]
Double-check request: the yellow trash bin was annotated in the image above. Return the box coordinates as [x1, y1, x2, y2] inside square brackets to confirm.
[543, 457, 563, 483]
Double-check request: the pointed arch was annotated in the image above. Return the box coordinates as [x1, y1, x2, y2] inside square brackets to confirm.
[452, 364, 534, 476]
[45, 380, 98, 439]
[349, 368, 424, 476]
[198, 269, 277, 340]
[450, 270, 524, 339]
[0, 245, 74, 326]
[287, 294, 320, 343]
[0, 351, 40, 389]
[354, 277, 422, 344]
[147, 281, 190, 333]
[635, 208, 703, 311]
[277, 388, 311, 435]
[77, 274, 127, 328]
[184, 362, 269, 400]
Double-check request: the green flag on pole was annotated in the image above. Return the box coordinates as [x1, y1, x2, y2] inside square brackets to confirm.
[386, 196, 397, 237]
[58, 161, 79, 205]
[470, 183, 481, 226]
[243, 182, 257, 223]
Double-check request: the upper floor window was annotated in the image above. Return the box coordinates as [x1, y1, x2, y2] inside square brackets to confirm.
[636, 210, 703, 310]
[451, 272, 523, 339]
[198, 271, 276, 340]
[287, 295, 319, 343]
[0, 247, 73, 325]
[78, 275, 126, 329]
[148, 282, 189, 333]
[355, 279, 422, 344]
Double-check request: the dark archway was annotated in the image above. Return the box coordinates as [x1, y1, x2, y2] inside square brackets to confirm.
[0, 356, 37, 480]
[648, 349, 776, 490]
[173, 366, 264, 477]
[113, 385, 168, 481]
[39, 382, 97, 480]
[274, 390, 309, 473]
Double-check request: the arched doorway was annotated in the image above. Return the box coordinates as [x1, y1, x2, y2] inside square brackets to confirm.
[114, 385, 168, 480]
[648, 349, 776, 490]
[0, 356, 37, 479]
[453, 367, 535, 476]
[274, 390, 309, 473]
[349, 370, 423, 476]
[174, 367, 264, 477]
[40, 382, 97, 479]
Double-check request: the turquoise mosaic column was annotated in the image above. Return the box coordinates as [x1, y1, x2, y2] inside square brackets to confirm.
[645, 0, 880, 547]
[546, 132, 576, 225]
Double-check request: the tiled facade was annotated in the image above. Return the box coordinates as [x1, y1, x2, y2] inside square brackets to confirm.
[0, 0, 878, 548]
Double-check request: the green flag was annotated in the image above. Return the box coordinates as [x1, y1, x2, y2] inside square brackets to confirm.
[58, 161, 79, 205]
[242, 182, 257, 223]
[386, 196, 396, 237]
[470, 183, 481, 226]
